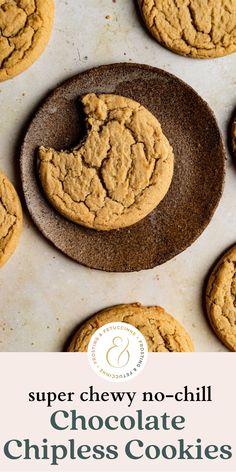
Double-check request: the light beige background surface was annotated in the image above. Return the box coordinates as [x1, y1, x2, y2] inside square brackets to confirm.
[0, 353, 235, 471]
[1, 0, 236, 351]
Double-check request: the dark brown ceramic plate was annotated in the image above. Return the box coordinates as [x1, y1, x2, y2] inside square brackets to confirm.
[20, 63, 225, 272]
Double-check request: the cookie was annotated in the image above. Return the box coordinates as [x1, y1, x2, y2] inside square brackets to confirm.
[231, 116, 236, 157]
[20, 63, 225, 271]
[0, 0, 54, 81]
[0, 170, 23, 267]
[206, 245, 236, 351]
[38, 93, 174, 231]
[139, 0, 236, 59]
[67, 303, 194, 352]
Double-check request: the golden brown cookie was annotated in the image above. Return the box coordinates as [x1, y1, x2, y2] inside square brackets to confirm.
[67, 303, 194, 352]
[231, 117, 236, 157]
[206, 245, 236, 351]
[38, 93, 174, 231]
[0, 0, 54, 81]
[0, 170, 23, 267]
[139, 0, 236, 59]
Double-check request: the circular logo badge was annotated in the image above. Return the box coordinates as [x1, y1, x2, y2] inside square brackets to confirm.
[88, 322, 148, 382]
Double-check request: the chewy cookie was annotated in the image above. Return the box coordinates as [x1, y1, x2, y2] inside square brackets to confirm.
[139, 0, 236, 59]
[0, 0, 54, 81]
[38, 93, 174, 231]
[0, 170, 23, 267]
[67, 303, 194, 352]
[206, 245, 236, 351]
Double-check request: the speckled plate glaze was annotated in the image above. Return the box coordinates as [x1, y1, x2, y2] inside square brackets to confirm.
[20, 63, 225, 272]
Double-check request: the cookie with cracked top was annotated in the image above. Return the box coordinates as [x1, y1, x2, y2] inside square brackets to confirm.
[0, 170, 23, 267]
[0, 0, 54, 81]
[138, 0, 236, 59]
[20, 63, 225, 272]
[38, 93, 174, 231]
[206, 245, 236, 351]
[67, 303, 194, 352]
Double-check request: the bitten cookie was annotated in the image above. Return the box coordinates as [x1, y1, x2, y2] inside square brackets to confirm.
[231, 116, 236, 157]
[0, 170, 23, 267]
[67, 303, 194, 352]
[206, 245, 236, 351]
[0, 0, 54, 81]
[38, 93, 174, 231]
[139, 0, 236, 59]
